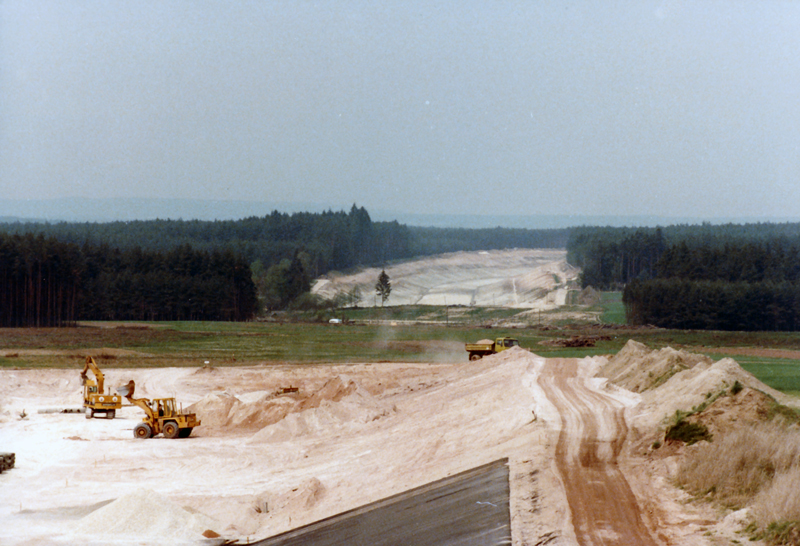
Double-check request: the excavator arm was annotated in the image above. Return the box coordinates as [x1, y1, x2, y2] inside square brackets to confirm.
[81, 356, 123, 419]
[80, 356, 105, 394]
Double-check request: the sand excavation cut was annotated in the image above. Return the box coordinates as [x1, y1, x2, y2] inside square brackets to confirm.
[311, 248, 578, 308]
[1, 344, 798, 545]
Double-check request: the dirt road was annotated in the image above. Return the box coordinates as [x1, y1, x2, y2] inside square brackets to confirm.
[538, 358, 656, 546]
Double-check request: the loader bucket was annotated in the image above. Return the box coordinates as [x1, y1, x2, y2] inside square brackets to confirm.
[117, 380, 135, 398]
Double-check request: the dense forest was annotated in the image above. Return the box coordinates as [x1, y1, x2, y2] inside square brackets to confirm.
[566, 224, 800, 331]
[1, 206, 569, 277]
[0, 234, 256, 326]
[0, 206, 569, 325]
[566, 227, 667, 289]
[567, 224, 800, 288]
[7, 205, 800, 331]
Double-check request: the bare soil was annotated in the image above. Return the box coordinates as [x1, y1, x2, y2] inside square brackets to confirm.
[1, 344, 784, 546]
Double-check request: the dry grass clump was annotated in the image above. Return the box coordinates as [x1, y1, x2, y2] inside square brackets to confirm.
[752, 466, 800, 523]
[676, 418, 800, 543]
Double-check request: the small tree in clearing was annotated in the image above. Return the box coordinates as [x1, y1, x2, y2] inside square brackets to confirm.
[375, 269, 391, 306]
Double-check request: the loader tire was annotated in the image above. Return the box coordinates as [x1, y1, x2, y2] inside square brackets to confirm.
[133, 423, 152, 439]
[107, 410, 115, 420]
[163, 421, 180, 439]
[85, 407, 94, 419]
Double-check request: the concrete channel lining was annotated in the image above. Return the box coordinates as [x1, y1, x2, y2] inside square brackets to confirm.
[251, 458, 511, 546]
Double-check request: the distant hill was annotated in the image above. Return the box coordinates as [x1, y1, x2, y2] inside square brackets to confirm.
[2, 197, 791, 229]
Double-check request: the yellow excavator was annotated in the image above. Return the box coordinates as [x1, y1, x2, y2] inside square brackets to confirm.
[80, 356, 123, 419]
[117, 380, 200, 439]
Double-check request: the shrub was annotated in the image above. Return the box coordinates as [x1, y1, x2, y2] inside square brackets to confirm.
[288, 292, 328, 311]
[753, 520, 800, 546]
[665, 419, 711, 445]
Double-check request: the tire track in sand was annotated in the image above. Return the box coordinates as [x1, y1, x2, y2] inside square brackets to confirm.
[539, 358, 657, 546]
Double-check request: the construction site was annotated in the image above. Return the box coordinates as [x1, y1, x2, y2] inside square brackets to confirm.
[1, 250, 799, 545]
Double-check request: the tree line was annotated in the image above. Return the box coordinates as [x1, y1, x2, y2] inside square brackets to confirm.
[0, 233, 256, 326]
[566, 223, 800, 331]
[567, 223, 800, 288]
[1, 206, 570, 276]
[623, 278, 800, 331]
[567, 227, 667, 289]
[0, 206, 570, 321]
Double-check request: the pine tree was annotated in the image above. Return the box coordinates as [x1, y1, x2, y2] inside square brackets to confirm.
[375, 269, 391, 306]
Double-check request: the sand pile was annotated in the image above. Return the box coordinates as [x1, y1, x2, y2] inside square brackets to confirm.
[602, 341, 788, 432]
[512, 260, 575, 293]
[188, 392, 240, 427]
[226, 394, 298, 431]
[601, 340, 713, 392]
[687, 387, 776, 437]
[249, 378, 395, 443]
[189, 375, 394, 437]
[468, 261, 572, 308]
[252, 477, 327, 516]
[74, 488, 222, 543]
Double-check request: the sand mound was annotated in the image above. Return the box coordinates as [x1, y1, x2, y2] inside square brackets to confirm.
[189, 376, 394, 437]
[226, 394, 297, 430]
[601, 340, 712, 393]
[189, 391, 298, 432]
[295, 376, 358, 411]
[689, 387, 775, 437]
[249, 379, 394, 443]
[74, 488, 221, 542]
[254, 478, 327, 516]
[603, 341, 790, 432]
[578, 286, 601, 305]
[188, 392, 240, 428]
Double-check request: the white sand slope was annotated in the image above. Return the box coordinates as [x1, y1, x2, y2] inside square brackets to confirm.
[311, 248, 578, 308]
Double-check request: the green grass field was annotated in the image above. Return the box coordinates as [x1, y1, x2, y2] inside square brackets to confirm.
[703, 354, 800, 396]
[2, 295, 799, 397]
[599, 292, 626, 324]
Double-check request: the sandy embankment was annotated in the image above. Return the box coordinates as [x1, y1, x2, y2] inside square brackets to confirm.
[311, 248, 579, 310]
[2, 342, 792, 544]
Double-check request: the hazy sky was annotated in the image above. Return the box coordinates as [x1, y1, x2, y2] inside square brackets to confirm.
[2, 1, 799, 220]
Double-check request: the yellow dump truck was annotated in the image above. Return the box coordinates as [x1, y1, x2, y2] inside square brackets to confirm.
[80, 356, 123, 419]
[465, 337, 520, 361]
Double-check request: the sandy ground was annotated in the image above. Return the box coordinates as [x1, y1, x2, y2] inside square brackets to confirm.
[311, 248, 579, 309]
[1, 343, 785, 546]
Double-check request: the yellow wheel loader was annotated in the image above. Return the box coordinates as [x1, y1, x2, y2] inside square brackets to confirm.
[80, 356, 123, 419]
[117, 380, 200, 439]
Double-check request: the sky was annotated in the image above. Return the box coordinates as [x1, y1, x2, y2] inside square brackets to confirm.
[1, 1, 799, 223]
